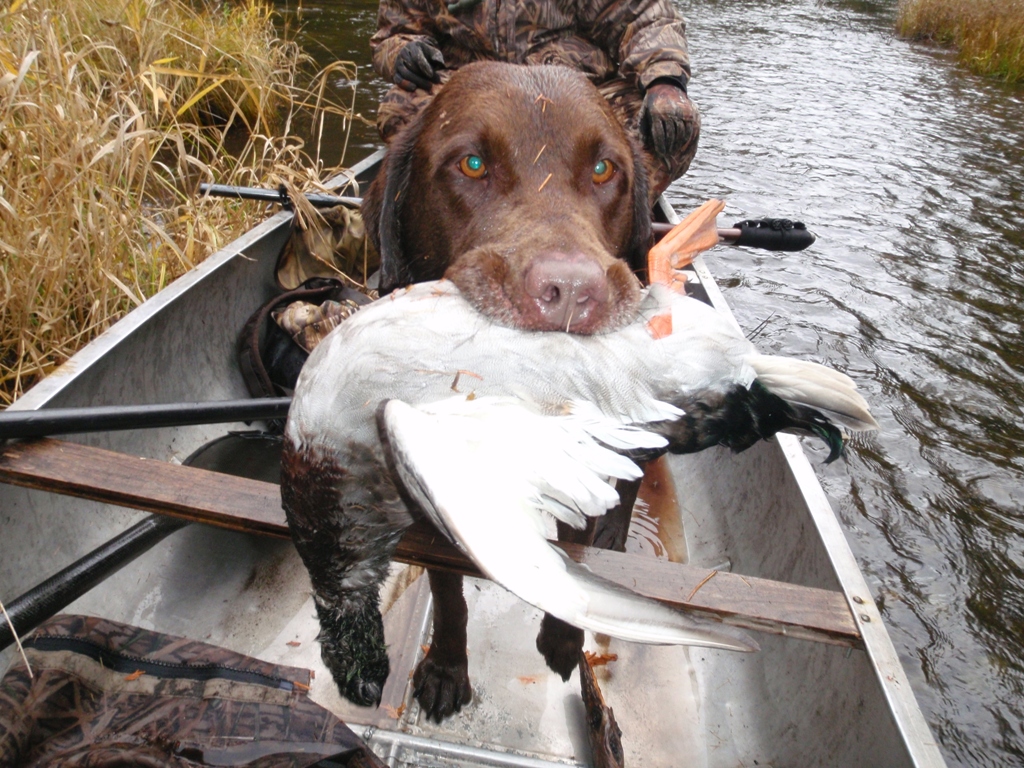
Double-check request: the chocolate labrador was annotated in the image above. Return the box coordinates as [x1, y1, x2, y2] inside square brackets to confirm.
[358, 61, 652, 721]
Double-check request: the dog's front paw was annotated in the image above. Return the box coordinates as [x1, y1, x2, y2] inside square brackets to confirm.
[536, 613, 584, 681]
[413, 652, 472, 722]
[316, 598, 391, 707]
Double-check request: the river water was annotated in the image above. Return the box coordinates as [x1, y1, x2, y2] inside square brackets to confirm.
[274, 1, 1023, 764]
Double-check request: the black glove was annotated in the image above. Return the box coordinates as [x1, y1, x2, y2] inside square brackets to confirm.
[640, 80, 697, 163]
[394, 41, 445, 92]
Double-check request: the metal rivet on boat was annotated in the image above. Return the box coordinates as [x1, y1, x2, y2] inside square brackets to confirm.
[860, 614, 871, 623]
[852, 596, 865, 604]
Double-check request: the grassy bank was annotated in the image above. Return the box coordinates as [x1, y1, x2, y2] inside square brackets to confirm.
[0, 0, 355, 404]
[897, 0, 1024, 82]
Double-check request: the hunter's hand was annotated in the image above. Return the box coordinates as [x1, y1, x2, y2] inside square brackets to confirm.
[640, 83, 698, 163]
[394, 41, 445, 92]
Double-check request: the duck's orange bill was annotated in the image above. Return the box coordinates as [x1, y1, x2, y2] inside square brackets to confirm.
[646, 198, 726, 339]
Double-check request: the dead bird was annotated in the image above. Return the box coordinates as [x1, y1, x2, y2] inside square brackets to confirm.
[281, 279, 877, 716]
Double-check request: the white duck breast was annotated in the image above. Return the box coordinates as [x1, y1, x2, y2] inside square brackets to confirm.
[288, 280, 875, 452]
[285, 280, 876, 653]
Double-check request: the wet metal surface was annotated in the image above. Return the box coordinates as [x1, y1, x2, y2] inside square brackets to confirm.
[276, 1, 1024, 764]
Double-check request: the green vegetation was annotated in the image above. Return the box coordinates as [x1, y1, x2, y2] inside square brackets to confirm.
[0, 0, 355, 404]
[897, 0, 1024, 82]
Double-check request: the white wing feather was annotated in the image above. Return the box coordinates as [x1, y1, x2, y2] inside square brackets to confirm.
[381, 396, 758, 652]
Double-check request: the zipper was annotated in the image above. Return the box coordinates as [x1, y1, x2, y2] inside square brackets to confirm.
[25, 635, 300, 691]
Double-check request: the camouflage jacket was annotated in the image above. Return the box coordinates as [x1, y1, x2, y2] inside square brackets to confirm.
[370, 0, 692, 91]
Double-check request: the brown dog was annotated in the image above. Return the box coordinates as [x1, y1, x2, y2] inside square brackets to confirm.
[356, 61, 652, 721]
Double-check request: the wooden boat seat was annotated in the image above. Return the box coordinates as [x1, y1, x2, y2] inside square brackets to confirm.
[0, 438, 861, 648]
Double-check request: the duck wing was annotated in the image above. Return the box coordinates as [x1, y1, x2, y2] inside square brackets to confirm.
[380, 395, 758, 652]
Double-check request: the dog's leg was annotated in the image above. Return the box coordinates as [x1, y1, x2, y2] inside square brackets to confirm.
[414, 569, 473, 722]
[592, 475, 642, 552]
[536, 477, 642, 680]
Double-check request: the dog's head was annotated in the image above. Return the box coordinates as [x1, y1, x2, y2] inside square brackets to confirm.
[363, 62, 651, 334]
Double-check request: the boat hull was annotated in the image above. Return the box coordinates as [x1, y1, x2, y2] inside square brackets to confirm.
[0, 151, 943, 767]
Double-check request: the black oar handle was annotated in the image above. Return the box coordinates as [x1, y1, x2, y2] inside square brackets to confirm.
[731, 218, 816, 251]
[0, 398, 292, 440]
[0, 514, 186, 653]
[651, 218, 816, 252]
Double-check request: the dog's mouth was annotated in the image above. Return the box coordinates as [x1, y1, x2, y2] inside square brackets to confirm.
[444, 248, 642, 335]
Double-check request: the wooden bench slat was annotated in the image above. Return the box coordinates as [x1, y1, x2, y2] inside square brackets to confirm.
[0, 438, 860, 647]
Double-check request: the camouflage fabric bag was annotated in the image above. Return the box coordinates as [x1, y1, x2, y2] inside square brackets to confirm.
[0, 615, 385, 768]
[276, 206, 379, 292]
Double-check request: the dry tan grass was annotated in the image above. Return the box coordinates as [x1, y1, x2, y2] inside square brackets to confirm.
[0, 0, 356, 404]
[898, 0, 1024, 82]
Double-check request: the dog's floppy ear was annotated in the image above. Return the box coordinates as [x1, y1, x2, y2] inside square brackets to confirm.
[362, 113, 428, 295]
[624, 141, 653, 281]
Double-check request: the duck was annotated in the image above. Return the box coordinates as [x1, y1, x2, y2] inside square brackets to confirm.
[281, 200, 878, 708]
[283, 275, 877, 670]
[289, 277, 876, 466]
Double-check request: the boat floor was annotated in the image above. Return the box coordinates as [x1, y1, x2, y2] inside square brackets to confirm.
[271, 567, 707, 768]
[3, 438, 903, 767]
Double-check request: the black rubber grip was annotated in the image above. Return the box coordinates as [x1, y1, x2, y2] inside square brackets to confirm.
[733, 219, 816, 251]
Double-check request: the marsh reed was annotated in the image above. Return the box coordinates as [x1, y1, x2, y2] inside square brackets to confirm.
[897, 0, 1024, 82]
[0, 0, 356, 404]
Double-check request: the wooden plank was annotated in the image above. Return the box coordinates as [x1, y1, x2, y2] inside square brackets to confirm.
[0, 438, 861, 647]
[0, 438, 287, 538]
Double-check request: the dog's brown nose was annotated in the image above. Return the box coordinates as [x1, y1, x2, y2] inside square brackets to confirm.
[523, 253, 611, 332]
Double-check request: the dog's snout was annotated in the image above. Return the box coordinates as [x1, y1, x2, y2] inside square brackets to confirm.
[523, 253, 611, 332]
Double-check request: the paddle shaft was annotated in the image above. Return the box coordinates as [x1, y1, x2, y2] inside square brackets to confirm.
[0, 398, 292, 440]
[199, 183, 361, 209]
[0, 514, 186, 652]
[652, 221, 740, 242]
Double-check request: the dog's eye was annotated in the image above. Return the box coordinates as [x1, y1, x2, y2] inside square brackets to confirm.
[458, 155, 487, 179]
[592, 159, 615, 184]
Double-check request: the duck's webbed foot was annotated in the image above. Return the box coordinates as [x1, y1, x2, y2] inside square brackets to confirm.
[315, 589, 391, 707]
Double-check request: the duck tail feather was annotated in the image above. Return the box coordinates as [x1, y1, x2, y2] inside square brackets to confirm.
[749, 355, 879, 432]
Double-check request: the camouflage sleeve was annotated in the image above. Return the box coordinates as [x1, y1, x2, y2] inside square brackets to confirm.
[584, 0, 692, 90]
[370, 0, 441, 82]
